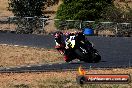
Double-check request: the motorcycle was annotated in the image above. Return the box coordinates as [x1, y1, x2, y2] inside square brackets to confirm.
[54, 32, 101, 63]
[65, 33, 101, 63]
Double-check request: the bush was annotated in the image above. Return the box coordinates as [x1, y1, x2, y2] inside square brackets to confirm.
[8, 0, 46, 17]
[55, 0, 113, 30]
[56, 0, 112, 21]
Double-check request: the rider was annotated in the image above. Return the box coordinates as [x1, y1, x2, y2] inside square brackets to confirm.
[54, 31, 70, 62]
[54, 31, 66, 54]
[54, 31, 92, 62]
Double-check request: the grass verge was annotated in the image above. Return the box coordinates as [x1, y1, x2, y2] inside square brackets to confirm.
[0, 45, 63, 67]
[0, 68, 132, 88]
[0, 43, 132, 88]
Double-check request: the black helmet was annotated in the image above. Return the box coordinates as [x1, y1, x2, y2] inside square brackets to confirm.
[54, 31, 63, 44]
[54, 31, 63, 39]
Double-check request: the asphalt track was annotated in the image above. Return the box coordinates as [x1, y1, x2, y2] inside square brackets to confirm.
[0, 32, 132, 73]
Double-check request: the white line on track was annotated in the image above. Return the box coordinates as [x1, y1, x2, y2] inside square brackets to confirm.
[23, 46, 28, 48]
[6, 68, 10, 69]
[27, 66, 31, 67]
[37, 65, 42, 66]
[17, 67, 21, 68]
[49, 64, 52, 65]
[14, 45, 19, 47]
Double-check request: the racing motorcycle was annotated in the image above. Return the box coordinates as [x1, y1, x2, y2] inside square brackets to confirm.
[54, 32, 101, 63]
[65, 33, 101, 63]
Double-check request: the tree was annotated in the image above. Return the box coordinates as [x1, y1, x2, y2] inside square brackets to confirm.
[56, 0, 113, 21]
[8, 0, 58, 34]
[8, 0, 57, 17]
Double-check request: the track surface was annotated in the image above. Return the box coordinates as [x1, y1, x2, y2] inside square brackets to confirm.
[0, 32, 132, 72]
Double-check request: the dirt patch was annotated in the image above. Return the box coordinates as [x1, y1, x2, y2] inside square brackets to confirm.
[0, 45, 63, 67]
[0, 68, 132, 88]
[0, 0, 13, 17]
[0, 24, 16, 31]
[97, 30, 116, 36]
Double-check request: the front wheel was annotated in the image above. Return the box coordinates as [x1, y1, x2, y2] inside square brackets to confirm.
[92, 53, 101, 63]
[74, 49, 93, 62]
[74, 49, 101, 63]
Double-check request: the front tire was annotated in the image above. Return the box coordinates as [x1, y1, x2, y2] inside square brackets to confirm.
[92, 53, 101, 63]
[75, 49, 101, 63]
[74, 49, 91, 62]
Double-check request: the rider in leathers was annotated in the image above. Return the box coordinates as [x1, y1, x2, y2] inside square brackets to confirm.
[54, 31, 92, 62]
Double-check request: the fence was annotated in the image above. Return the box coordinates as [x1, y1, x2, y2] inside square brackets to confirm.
[0, 17, 16, 32]
[0, 16, 132, 36]
[0, 16, 48, 34]
[54, 20, 132, 37]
